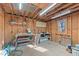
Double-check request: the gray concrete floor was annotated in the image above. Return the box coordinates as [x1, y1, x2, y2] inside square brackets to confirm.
[15, 40, 72, 56]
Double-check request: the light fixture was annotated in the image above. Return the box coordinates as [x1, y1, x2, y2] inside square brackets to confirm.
[51, 9, 71, 19]
[19, 3, 22, 10]
[39, 3, 57, 16]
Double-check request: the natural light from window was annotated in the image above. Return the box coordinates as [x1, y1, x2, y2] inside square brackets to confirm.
[27, 45, 48, 53]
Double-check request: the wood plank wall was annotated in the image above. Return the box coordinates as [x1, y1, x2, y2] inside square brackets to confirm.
[0, 7, 4, 49]
[46, 12, 79, 46]
[47, 20, 57, 41]
[1, 10, 79, 48]
[3, 13, 47, 44]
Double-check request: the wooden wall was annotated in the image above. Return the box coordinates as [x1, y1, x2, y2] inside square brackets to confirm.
[0, 7, 4, 49]
[46, 12, 79, 46]
[3, 13, 47, 44]
[71, 12, 79, 45]
[47, 20, 57, 41]
[1, 10, 79, 48]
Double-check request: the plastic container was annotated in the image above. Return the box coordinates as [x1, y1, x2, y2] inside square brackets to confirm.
[72, 47, 79, 56]
[2, 48, 9, 56]
[75, 44, 79, 48]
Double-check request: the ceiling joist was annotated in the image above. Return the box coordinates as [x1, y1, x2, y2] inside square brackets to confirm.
[0, 3, 79, 22]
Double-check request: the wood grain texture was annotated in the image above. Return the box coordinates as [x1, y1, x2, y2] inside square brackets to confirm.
[0, 8, 4, 49]
[47, 12, 79, 46]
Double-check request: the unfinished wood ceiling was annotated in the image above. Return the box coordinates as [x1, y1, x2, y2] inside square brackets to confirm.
[0, 3, 79, 22]
[45, 3, 79, 21]
[0, 3, 50, 21]
[32, 3, 48, 9]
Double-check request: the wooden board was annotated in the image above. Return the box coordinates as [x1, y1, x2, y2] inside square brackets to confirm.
[0, 10, 4, 49]
[71, 12, 79, 46]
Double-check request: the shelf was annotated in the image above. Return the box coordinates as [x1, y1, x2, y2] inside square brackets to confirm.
[9, 22, 27, 26]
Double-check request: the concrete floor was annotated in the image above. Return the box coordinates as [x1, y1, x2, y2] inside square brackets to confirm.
[14, 40, 72, 56]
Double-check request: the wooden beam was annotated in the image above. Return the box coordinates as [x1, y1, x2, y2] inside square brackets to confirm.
[39, 4, 70, 21]
[8, 4, 13, 14]
[46, 3, 63, 16]
[46, 3, 73, 17]
[5, 12, 33, 19]
[71, 7, 79, 12]
[47, 4, 79, 19]
[46, 8, 79, 22]
[34, 4, 78, 21]
[11, 4, 18, 15]
[22, 11, 26, 21]
[43, 4, 74, 21]
[68, 4, 79, 9]
[0, 4, 6, 12]
[31, 8, 40, 18]
[44, 3, 64, 17]
[33, 8, 41, 19]
[1, 4, 13, 14]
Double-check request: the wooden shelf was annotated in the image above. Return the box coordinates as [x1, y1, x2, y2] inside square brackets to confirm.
[9, 22, 27, 26]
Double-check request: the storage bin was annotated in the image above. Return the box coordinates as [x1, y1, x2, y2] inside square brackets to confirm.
[72, 47, 79, 56]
